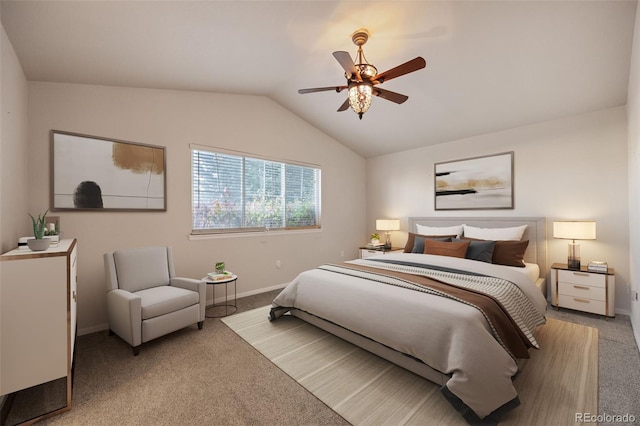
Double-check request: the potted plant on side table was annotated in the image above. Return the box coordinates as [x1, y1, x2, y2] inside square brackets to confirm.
[27, 209, 50, 251]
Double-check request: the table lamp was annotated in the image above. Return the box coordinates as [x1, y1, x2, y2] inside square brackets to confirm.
[376, 219, 400, 249]
[553, 220, 596, 270]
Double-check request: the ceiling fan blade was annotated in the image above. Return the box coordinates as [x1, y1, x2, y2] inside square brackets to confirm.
[337, 98, 350, 112]
[373, 88, 409, 104]
[373, 57, 426, 84]
[298, 86, 347, 94]
[333, 51, 360, 80]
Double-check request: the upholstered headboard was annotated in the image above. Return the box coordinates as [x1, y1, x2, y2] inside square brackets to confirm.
[407, 217, 547, 275]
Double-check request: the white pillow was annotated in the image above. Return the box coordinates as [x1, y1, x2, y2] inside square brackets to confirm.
[415, 224, 463, 238]
[462, 224, 527, 241]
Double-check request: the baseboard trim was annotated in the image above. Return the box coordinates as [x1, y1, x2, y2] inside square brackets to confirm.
[78, 283, 290, 336]
[616, 307, 632, 316]
[78, 322, 110, 336]
[631, 313, 640, 353]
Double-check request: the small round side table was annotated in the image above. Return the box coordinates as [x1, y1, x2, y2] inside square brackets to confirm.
[202, 274, 238, 318]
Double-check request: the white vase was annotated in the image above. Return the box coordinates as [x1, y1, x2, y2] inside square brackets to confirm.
[27, 238, 50, 251]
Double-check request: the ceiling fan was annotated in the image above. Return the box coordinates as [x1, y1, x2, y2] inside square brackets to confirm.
[298, 28, 426, 120]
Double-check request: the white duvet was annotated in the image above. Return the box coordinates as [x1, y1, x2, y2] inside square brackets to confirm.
[271, 253, 547, 421]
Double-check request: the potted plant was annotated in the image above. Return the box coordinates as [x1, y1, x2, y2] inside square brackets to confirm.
[370, 233, 381, 244]
[27, 209, 50, 251]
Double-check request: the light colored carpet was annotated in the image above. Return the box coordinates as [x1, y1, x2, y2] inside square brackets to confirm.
[223, 306, 598, 426]
[5, 291, 349, 426]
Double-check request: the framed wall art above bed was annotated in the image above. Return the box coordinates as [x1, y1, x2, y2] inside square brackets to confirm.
[434, 151, 514, 210]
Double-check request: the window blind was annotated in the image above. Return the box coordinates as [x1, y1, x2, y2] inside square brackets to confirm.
[192, 148, 321, 233]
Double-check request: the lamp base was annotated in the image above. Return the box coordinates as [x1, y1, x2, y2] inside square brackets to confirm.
[567, 258, 581, 270]
[384, 232, 392, 249]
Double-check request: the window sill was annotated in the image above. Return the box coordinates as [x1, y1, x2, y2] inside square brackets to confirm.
[188, 228, 322, 240]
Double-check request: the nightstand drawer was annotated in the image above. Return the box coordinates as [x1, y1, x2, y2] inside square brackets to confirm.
[361, 249, 381, 259]
[558, 294, 606, 315]
[558, 282, 606, 300]
[557, 270, 606, 288]
[359, 248, 403, 259]
[550, 262, 615, 317]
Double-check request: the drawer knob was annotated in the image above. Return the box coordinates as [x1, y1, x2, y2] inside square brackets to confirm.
[573, 272, 589, 277]
[573, 285, 590, 290]
[573, 298, 590, 303]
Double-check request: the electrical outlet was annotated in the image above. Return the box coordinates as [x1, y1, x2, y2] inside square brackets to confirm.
[632, 290, 639, 302]
[276, 260, 281, 269]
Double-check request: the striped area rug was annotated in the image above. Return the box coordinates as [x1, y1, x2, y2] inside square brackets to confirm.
[222, 306, 597, 425]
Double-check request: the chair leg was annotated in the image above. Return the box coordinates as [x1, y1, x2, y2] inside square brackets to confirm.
[132, 346, 140, 356]
[197, 321, 204, 330]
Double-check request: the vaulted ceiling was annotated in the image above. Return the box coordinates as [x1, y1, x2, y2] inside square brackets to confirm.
[1, 1, 637, 157]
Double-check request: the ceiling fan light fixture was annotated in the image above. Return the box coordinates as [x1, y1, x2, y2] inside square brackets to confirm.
[348, 82, 373, 119]
[357, 63, 378, 79]
[298, 27, 426, 121]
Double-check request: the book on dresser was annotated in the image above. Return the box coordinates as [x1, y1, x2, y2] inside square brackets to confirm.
[587, 261, 608, 273]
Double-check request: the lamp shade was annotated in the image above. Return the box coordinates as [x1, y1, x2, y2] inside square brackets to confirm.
[553, 221, 596, 240]
[376, 219, 400, 231]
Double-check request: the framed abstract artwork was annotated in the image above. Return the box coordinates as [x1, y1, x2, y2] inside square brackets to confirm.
[50, 130, 166, 211]
[434, 151, 514, 210]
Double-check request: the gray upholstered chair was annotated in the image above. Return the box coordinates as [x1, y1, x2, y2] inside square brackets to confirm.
[104, 246, 206, 355]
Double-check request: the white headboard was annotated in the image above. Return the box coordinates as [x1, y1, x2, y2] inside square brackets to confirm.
[408, 217, 548, 276]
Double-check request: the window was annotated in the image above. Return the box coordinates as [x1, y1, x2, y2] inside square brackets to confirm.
[192, 147, 321, 233]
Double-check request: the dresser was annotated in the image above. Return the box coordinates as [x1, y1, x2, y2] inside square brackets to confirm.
[550, 262, 615, 317]
[0, 239, 78, 421]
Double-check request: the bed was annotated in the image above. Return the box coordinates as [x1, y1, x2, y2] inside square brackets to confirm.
[270, 217, 548, 424]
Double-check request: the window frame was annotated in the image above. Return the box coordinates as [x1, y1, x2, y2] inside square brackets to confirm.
[190, 144, 322, 235]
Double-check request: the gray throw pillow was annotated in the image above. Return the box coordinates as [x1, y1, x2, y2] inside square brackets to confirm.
[453, 238, 496, 263]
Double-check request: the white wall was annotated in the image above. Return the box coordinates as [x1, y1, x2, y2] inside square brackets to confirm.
[1, 21, 30, 405]
[27, 82, 366, 334]
[0, 24, 29, 252]
[367, 107, 631, 314]
[627, 4, 640, 348]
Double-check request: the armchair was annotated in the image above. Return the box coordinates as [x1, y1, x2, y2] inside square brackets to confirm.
[104, 246, 206, 355]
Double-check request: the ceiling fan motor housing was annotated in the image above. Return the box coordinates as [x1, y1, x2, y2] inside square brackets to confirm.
[351, 29, 370, 46]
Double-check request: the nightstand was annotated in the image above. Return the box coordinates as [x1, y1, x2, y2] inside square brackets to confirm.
[550, 263, 615, 317]
[359, 246, 403, 259]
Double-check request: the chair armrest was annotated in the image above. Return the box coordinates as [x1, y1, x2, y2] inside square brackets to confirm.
[171, 277, 204, 292]
[171, 277, 206, 321]
[107, 289, 142, 347]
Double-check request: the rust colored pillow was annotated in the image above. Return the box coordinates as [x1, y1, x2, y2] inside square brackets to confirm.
[492, 240, 529, 267]
[423, 239, 470, 258]
[403, 232, 457, 253]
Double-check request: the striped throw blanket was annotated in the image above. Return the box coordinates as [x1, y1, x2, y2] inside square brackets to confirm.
[318, 259, 546, 360]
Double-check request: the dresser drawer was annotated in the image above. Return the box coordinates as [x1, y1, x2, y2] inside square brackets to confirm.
[557, 270, 606, 288]
[558, 281, 606, 301]
[558, 294, 606, 315]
